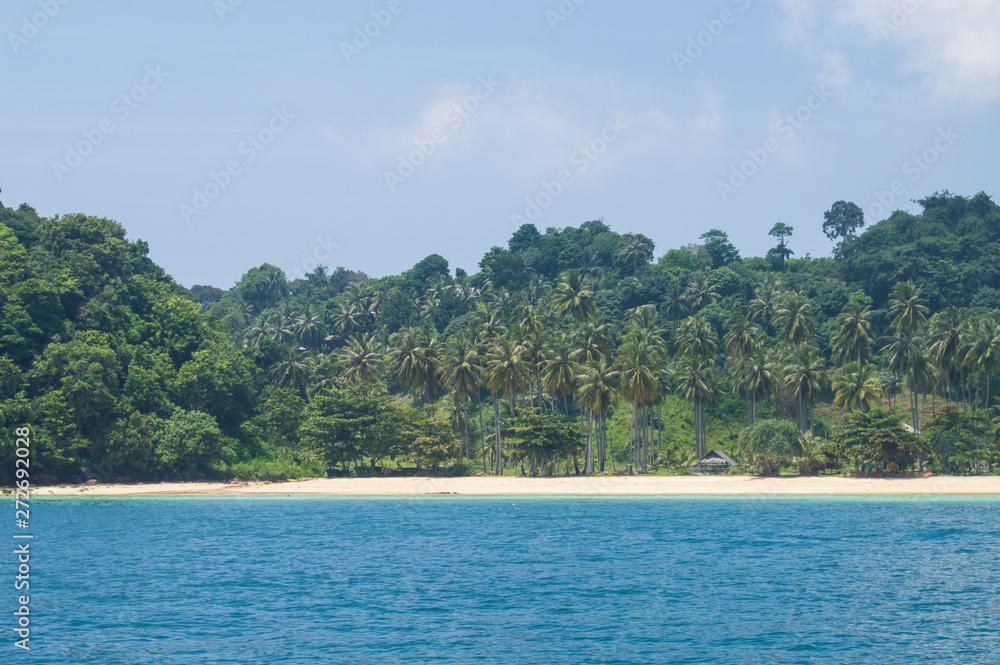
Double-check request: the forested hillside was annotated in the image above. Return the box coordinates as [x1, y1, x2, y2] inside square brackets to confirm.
[2, 191, 999, 483]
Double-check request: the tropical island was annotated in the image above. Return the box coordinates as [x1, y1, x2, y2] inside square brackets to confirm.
[2, 191, 1000, 488]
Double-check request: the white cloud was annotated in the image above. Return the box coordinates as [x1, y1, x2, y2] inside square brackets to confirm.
[796, 0, 1000, 102]
[322, 78, 727, 187]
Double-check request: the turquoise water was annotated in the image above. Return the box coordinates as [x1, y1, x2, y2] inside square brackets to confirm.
[12, 496, 1000, 663]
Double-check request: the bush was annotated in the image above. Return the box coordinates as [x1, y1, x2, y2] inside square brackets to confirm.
[738, 419, 801, 476]
[227, 457, 323, 481]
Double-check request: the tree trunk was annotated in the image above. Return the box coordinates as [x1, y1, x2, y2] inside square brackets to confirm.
[493, 397, 502, 475]
[462, 393, 470, 458]
[478, 394, 486, 474]
[585, 409, 594, 474]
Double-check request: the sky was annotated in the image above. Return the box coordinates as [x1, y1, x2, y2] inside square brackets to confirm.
[2, 0, 999, 289]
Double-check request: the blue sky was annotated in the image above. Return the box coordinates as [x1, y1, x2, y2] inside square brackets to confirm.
[3, 0, 998, 288]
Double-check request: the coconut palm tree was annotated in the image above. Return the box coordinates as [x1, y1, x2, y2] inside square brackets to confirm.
[442, 332, 483, 459]
[962, 314, 1000, 423]
[616, 338, 664, 473]
[483, 337, 530, 474]
[541, 332, 577, 415]
[832, 361, 884, 412]
[550, 269, 598, 323]
[676, 358, 717, 460]
[675, 315, 718, 363]
[772, 292, 814, 432]
[749, 274, 782, 334]
[571, 322, 613, 363]
[831, 302, 878, 367]
[683, 271, 719, 311]
[781, 345, 828, 431]
[724, 310, 762, 424]
[575, 359, 619, 473]
[743, 350, 776, 425]
[266, 346, 310, 398]
[337, 334, 383, 385]
[295, 308, 323, 350]
[389, 327, 422, 406]
[616, 235, 653, 274]
[929, 307, 965, 405]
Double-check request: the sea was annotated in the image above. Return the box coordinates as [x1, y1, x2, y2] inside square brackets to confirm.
[11, 495, 1000, 664]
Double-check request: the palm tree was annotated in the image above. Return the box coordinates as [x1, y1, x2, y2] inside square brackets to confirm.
[266, 346, 310, 397]
[749, 274, 782, 334]
[442, 333, 483, 459]
[541, 333, 577, 415]
[772, 292, 814, 432]
[832, 361, 884, 412]
[743, 350, 776, 425]
[929, 307, 965, 404]
[550, 269, 598, 323]
[676, 358, 716, 460]
[616, 338, 663, 473]
[337, 334, 383, 385]
[483, 337, 530, 474]
[295, 308, 323, 350]
[575, 360, 619, 473]
[794, 432, 826, 475]
[962, 315, 1000, 424]
[660, 280, 689, 324]
[683, 271, 719, 311]
[389, 327, 422, 406]
[332, 302, 366, 335]
[781, 345, 828, 431]
[831, 302, 878, 367]
[675, 315, 718, 362]
[886, 282, 929, 433]
[617, 235, 653, 274]
[724, 310, 762, 424]
[571, 322, 613, 363]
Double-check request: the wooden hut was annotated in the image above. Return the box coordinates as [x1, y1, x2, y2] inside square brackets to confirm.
[690, 450, 738, 474]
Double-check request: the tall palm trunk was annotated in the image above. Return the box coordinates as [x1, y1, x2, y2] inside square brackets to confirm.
[478, 394, 486, 474]
[493, 397, 502, 475]
[462, 393, 470, 458]
[585, 409, 595, 474]
[796, 346, 806, 434]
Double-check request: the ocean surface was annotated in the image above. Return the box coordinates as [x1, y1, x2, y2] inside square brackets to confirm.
[12, 495, 1000, 664]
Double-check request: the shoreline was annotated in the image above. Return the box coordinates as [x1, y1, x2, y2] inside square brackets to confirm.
[19, 475, 1000, 497]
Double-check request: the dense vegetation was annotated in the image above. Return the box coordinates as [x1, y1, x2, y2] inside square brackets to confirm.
[2, 191, 1000, 484]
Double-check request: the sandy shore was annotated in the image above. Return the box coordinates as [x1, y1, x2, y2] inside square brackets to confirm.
[22, 475, 1000, 496]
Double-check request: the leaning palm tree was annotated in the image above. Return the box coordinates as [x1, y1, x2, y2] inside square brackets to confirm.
[575, 359, 619, 473]
[832, 361, 884, 412]
[772, 291, 814, 432]
[337, 334, 383, 385]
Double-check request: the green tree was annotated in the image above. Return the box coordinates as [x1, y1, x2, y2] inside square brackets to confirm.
[738, 418, 801, 476]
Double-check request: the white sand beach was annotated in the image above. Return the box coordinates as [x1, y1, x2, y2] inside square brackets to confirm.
[27, 475, 1000, 496]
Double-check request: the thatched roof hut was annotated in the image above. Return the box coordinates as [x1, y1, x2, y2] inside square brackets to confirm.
[690, 450, 738, 474]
